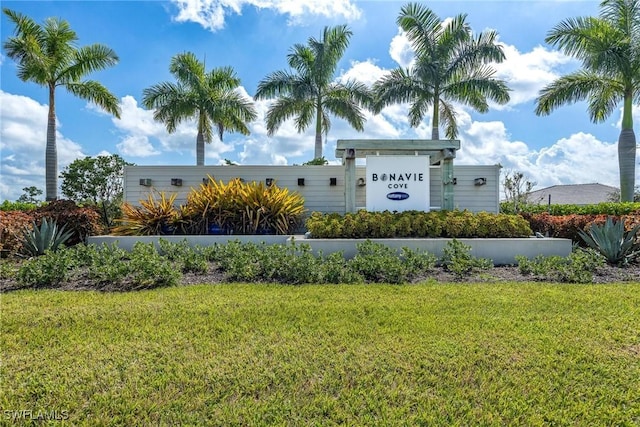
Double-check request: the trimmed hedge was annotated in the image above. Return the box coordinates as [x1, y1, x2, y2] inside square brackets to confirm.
[306, 210, 532, 239]
[500, 201, 640, 216]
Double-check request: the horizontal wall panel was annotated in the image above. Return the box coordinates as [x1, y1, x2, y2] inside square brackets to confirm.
[125, 164, 500, 214]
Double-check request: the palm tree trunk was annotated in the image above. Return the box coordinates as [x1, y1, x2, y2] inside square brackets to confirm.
[314, 101, 323, 160]
[46, 84, 57, 201]
[196, 129, 205, 166]
[619, 95, 636, 202]
[432, 95, 440, 140]
[618, 128, 636, 202]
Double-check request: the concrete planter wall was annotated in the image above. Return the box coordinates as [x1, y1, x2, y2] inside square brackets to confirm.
[88, 235, 572, 266]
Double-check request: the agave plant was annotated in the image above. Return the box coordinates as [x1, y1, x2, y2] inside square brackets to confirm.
[21, 218, 74, 256]
[578, 217, 640, 265]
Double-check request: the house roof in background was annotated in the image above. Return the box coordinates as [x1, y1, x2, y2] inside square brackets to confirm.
[529, 183, 617, 205]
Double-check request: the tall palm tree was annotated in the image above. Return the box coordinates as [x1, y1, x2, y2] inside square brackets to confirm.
[535, 0, 640, 202]
[3, 8, 121, 201]
[254, 25, 372, 160]
[143, 52, 257, 166]
[373, 3, 510, 140]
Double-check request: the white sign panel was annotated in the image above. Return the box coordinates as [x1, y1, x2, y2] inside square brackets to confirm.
[366, 155, 430, 212]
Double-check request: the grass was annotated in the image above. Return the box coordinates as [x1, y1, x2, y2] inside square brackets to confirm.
[2, 283, 639, 426]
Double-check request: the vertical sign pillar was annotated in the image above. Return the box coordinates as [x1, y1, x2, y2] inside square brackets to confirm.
[441, 148, 455, 211]
[344, 148, 356, 213]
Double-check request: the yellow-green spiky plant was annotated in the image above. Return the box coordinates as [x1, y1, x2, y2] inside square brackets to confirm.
[112, 192, 178, 236]
[185, 176, 305, 234]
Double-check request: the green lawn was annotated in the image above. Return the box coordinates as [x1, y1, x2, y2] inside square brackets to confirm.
[2, 283, 639, 426]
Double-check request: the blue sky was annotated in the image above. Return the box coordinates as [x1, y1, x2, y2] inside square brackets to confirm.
[1, 0, 638, 201]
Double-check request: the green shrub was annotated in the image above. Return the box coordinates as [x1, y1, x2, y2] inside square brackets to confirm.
[516, 248, 605, 284]
[306, 210, 532, 239]
[214, 241, 262, 282]
[440, 239, 493, 280]
[400, 247, 438, 274]
[157, 239, 208, 274]
[0, 200, 41, 212]
[17, 249, 77, 287]
[350, 240, 410, 284]
[320, 251, 363, 284]
[578, 217, 640, 265]
[261, 243, 323, 284]
[127, 242, 181, 289]
[0, 260, 19, 280]
[75, 243, 130, 285]
[21, 218, 73, 257]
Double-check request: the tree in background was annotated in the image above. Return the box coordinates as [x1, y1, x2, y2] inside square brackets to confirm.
[373, 3, 510, 140]
[3, 9, 121, 201]
[501, 170, 539, 213]
[255, 25, 372, 160]
[143, 52, 257, 166]
[535, 0, 640, 202]
[60, 154, 132, 226]
[17, 186, 43, 204]
[607, 186, 640, 202]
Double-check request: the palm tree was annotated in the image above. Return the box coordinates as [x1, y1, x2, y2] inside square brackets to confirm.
[535, 0, 639, 202]
[254, 25, 372, 160]
[3, 8, 121, 201]
[373, 3, 510, 140]
[142, 52, 257, 166]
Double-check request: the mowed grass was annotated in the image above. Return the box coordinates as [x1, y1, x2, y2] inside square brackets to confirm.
[2, 283, 639, 426]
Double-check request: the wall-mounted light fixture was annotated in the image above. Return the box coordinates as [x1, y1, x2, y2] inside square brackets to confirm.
[357, 177, 366, 187]
[297, 178, 305, 186]
[139, 178, 152, 186]
[265, 178, 274, 187]
[345, 148, 356, 159]
[474, 177, 487, 186]
[329, 177, 337, 186]
[171, 178, 183, 186]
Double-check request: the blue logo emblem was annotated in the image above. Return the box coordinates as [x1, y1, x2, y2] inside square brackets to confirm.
[387, 192, 409, 201]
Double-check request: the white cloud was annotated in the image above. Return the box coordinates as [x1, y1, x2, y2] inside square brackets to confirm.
[455, 118, 626, 190]
[389, 29, 414, 68]
[171, 0, 361, 32]
[109, 95, 235, 163]
[339, 59, 386, 87]
[493, 44, 577, 108]
[0, 91, 85, 201]
[117, 135, 161, 157]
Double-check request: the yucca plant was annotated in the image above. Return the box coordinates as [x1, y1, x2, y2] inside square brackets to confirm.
[578, 217, 640, 265]
[112, 192, 178, 236]
[21, 218, 74, 257]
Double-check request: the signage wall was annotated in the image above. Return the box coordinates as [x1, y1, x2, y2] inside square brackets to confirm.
[365, 155, 430, 212]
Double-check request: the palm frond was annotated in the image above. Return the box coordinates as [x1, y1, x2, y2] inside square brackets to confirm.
[254, 70, 298, 99]
[62, 44, 119, 82]
[535, 71, 619, 119]
[439, 99, 458, 140]
[65, 80, 121, 117]
[170, 52, 206, 89]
